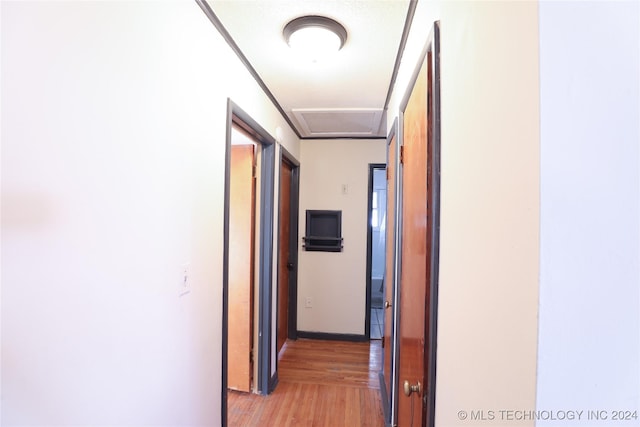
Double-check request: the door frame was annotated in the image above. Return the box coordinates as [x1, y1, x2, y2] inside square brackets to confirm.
[395, 21, 441, 427]
[277, 146, 300, 345]
[365, 162, 387, 340]
[379, 119, 400, 426]
[222, 99, 276, 425]
[424, 21, 441, 425]
[390, 117, 405, 427]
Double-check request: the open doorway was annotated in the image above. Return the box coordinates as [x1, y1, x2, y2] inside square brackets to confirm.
[222, 100, 277, 426]
[276, 147, 300, 358]
[395, 21, 440, 427]
[366, 163, 387, 340]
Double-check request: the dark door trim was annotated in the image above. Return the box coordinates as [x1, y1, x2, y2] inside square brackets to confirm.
[222, 99, 276, 426]
[389, 116, 404, 427]
[365, 163, 387, 340]
[425, 22, 441, 427]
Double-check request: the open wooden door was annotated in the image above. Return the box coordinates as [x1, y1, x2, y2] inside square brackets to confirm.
[277, 158, 293, 354]
[228, 143, 256, 392]
[397, 51, 428, 427]
[397, 22, 440, 427]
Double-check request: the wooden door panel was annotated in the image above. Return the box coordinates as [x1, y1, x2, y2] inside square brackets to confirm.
[398, 54, 429, 426]
[228, 144, 255, 393]
[278, 160, 293, 354]
[383, 135, 397, 404]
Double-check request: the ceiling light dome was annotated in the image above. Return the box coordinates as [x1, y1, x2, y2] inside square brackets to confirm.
[283, 16, 347, 62]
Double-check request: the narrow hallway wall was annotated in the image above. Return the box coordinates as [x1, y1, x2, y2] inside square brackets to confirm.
[387, 2, 540, 425]
[1, 1, 299, 425]
[537, 1, 640, 421]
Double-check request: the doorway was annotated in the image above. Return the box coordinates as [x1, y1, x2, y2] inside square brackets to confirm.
[366, 163, 387, 340]
[277, 147, 300, 357]
[396, 22, 441, 427]
[222, 100, 277, 426]
[380, 121, 399, 425]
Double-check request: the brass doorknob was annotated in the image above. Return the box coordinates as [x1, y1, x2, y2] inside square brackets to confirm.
[384, 300, 392, 309]
[403, 380, 421, 396]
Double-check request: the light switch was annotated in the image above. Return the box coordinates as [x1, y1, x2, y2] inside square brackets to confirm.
[179, 263, 191, 296]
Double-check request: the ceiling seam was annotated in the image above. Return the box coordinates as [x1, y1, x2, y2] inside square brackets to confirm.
[195, 0, 303, 139]
[382, 0, 419, 112]
[303, 136, 387, 141]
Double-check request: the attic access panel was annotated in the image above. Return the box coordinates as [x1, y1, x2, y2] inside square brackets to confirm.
[291, 108, 385, 138]
[303, 210, 343, 252]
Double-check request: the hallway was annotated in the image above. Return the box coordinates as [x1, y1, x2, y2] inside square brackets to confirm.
[3, 2, 638, 426]
[228, 339, 384, 426]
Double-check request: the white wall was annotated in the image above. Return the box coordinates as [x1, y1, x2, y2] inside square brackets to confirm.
[537, 2, 640, 425]
[297, 139, 386, 335]
[1, 1, 299, 425]
[387, 1, 540, 425]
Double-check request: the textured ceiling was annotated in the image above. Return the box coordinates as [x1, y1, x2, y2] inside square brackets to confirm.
[207, 0, 411, 138]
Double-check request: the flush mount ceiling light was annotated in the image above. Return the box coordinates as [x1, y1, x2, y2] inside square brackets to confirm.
[283, 16, 347, 62]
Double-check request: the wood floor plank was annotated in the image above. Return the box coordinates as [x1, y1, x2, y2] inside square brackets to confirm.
[227, 339, 384, 426]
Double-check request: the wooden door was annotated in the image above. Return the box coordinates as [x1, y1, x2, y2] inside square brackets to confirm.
[397, 51, 432, 426]
[383, 134, 397, 407]
[277, 159, 293, 354]
[228, 143, 256, 392]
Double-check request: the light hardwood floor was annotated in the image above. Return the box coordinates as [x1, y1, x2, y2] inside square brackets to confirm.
[228, 339, 385, 426]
